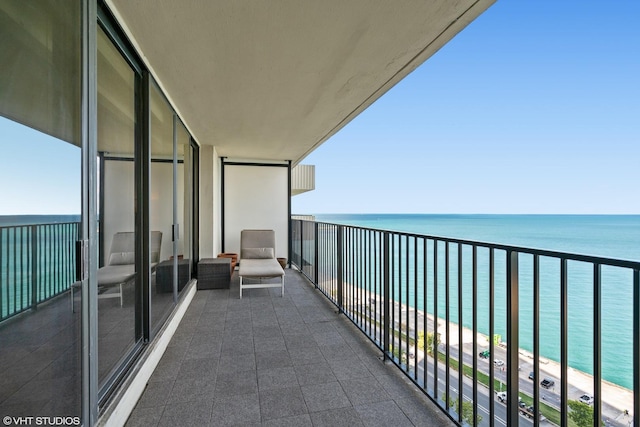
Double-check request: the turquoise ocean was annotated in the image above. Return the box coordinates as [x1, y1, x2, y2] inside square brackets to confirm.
[314, 214, 640, 390]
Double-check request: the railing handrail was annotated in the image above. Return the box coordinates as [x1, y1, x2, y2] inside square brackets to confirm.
[0, 220, 80, 229]
[303, 219, 640, 270]
[1, 221, 79, 322]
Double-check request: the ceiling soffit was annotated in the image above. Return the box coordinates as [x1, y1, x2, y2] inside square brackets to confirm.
[106, 0, 495, 164]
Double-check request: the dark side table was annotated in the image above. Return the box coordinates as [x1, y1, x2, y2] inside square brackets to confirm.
[197, 258, 231, 290]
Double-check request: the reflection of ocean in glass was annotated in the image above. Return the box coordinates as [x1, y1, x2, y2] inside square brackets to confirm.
[316, 214, 640, 390]
[0, 215, 80, 319]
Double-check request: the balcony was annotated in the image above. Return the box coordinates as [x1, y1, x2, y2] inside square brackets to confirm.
[2, 218, 639, 426]
[126, 269, 453, 426]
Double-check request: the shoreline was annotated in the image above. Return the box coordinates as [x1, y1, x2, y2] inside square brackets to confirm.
[396, 301, 634, 417]
[343, 288, 634, 420]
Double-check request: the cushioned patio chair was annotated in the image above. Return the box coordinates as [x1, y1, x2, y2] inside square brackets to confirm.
[72, 231, 162, 310]
[238, 229, 284, 299]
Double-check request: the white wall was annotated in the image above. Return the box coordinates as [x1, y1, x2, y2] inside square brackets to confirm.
[198, 145, 219, 259]
[199, 145, 218, 258]
[103, 160, 135, 264]
[223, 164, 288, 259]
[213, 148, 221, 257]
[149, 162, 181, 262]
[103, 159, 185, 264]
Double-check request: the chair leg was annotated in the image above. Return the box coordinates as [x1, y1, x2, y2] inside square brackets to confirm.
[119, 283, 123, 307]
[281, 276, 285, 297]
[239, 276, 243, 299]
[70, 282, 80, 313]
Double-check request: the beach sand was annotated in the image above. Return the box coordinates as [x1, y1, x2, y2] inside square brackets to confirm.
[340, 289, 634, 424]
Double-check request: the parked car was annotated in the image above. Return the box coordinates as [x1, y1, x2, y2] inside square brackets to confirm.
[528, 371, 534, 380]
[494, 359, 505, 367]
[541, 378, 555, 389]
[519, 404, 536, 419]
[496, 391, 522, 405]
[579, 394, 594, 405]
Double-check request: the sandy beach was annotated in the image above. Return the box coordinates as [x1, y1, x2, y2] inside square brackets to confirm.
[400, 301, 633, 423]
[340, 288, 634, 425]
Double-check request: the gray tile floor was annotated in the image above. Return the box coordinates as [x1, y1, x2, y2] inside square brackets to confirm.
[126, 269, 455, 427]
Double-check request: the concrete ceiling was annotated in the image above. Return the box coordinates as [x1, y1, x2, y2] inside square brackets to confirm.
[107, 0, 494, 165]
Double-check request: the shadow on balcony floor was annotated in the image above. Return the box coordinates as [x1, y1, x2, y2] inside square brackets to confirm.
[126, 269, 454, 427]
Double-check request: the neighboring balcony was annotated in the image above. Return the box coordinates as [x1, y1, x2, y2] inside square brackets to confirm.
[291, 164, 315, 196]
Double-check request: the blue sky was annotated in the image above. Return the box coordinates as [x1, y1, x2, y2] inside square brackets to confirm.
[292, 1, 640, 215]
[0, 117, 81, 215]
[1, 2, 638, 216]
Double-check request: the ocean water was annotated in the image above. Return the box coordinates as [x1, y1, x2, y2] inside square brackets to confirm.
[0, 215, 80, 318]
[314, 214, 640, 390]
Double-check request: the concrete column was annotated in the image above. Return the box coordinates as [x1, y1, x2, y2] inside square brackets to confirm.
[199, 145, 215, 258]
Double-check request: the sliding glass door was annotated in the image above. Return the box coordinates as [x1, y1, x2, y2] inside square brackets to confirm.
[0, 0, 83, 419]
[96, 25, 142, 390]
[149, 84, 196, 333]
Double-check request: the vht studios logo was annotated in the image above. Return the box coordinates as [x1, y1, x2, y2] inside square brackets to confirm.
[3, 417, 81, 426]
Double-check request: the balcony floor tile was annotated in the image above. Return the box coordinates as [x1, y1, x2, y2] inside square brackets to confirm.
[126, 269, 455, 426]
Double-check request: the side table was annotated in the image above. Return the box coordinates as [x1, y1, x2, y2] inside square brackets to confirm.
[197, 258, 231, 290]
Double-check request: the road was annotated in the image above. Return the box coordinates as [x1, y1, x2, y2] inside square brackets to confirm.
[362, 299, 633, 425]
[388, 335, 631, 427]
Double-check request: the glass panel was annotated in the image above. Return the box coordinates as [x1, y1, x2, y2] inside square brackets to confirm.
[0, 0, 81, 419]
[176, 122, 192, 294]
[150, 83, 175, 332]
[97, 27, 140, 387]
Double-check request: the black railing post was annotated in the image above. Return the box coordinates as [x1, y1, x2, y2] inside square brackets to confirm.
[383, 231, 390, 361]
[300, 221, 304, 275]
[593, 263, 602, 427]
[472, 245, 478, 427]
[633, 269, 639, 427]
[457, 243, 463, 423]
[433, 240, 439, 398]
[445, 242, 450, 409]
[488, 248, 495, 427]
[31, 225, 38, 310]
[560, 258, 568, 427]
[506, 250, 519, 427]
[314, 221, 319, 286]
[533, 255, 541, 427]
[336, 225, 344, 312]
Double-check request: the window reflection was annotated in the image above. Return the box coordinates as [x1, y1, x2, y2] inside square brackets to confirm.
[0, 0, 82, 418]
[97, 26, 140, 388]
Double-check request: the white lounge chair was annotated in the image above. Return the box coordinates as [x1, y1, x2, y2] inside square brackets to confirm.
[70, 231, 162, 310]
[238, 229, 284, 299]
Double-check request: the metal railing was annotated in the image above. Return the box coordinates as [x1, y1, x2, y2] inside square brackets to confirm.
[0, 221, 79, 321]
[291, 219, 640, 427]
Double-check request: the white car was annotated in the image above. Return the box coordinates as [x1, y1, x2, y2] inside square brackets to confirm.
[579, 394, 594, 405]
[496, 391, 522, 404]
[494, 359, 505, 367]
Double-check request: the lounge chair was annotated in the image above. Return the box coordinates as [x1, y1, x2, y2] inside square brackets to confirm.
[71, 231, 162, 310]
[238, 229, 285, 299]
